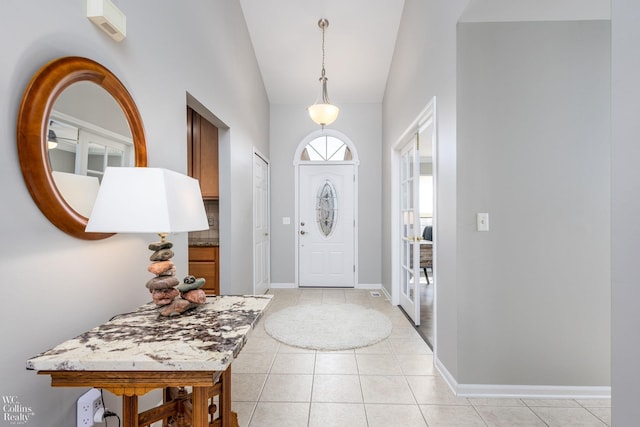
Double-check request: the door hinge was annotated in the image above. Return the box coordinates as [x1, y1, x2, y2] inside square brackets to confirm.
[353, 265, 356, 272]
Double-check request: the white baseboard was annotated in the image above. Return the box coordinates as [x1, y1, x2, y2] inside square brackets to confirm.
[456, 384, 611, 399]
[435, 356, 458, 394]
[270, 283, 386, 290]
[355, 283, 382, 290]
[269, 282, 297, 289]
[435, 357, 610, 399]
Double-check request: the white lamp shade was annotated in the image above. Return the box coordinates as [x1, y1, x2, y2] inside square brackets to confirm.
[308, 103, 339, 126]
[86, 167, 209, 234]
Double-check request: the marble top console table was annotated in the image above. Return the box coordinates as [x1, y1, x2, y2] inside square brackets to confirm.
[27, 295, 272, 427]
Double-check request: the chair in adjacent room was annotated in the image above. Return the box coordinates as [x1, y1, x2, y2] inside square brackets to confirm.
[420, 226, 433, 284]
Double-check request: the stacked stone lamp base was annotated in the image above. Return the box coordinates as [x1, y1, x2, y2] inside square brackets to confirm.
[146, 241, 207, 316]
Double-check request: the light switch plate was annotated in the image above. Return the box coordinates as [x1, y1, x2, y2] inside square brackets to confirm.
[477, 213, 489, 231]
[282, 217, 291, 225]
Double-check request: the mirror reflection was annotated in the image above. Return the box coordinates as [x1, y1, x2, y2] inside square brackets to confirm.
[17, 56, 147, 240]
[46, 81, 134, 217]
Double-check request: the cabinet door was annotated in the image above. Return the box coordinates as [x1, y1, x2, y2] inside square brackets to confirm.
[198, 118, 219, 199]
[188, 247, 219, 295]
[188, 108, 219, 199]
[189, 261, 218, 295]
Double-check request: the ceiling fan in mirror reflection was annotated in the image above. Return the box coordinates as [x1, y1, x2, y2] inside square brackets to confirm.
[46, 119, 78, 149]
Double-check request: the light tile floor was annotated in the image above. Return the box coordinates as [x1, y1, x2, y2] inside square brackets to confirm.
[232, 288, 610, 427]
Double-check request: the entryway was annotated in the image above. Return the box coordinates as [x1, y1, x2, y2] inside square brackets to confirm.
[294, 130, 359, 288]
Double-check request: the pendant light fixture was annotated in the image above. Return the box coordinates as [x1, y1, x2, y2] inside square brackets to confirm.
[308, 18, 339, 127]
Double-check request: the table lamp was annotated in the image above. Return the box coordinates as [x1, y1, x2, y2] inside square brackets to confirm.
[86, 167, 209, 316]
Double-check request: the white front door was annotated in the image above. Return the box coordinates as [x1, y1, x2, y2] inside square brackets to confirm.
[399, 137, 421, 324]
[253, 153, 269, 295]
[299, 164, 355, 287]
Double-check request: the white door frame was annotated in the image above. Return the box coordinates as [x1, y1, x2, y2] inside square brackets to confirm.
[253, 149, 270, 294]
[294, 129, 360, 288]
[391, 97, 438, 336]
[398, 137, 422, 324]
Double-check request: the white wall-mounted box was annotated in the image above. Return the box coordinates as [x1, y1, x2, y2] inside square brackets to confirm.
[87, 0, 126, 42]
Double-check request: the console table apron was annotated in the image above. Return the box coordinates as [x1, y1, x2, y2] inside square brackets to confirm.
[26, 295, 272, 427]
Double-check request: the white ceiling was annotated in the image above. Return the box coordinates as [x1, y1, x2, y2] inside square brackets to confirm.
[239, 0, 406, 105]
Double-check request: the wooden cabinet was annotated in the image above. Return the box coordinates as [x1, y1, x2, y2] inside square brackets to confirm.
[187, 108, 220, 295]
[187, 107, 219, 199]
[189, 246, 219, 295]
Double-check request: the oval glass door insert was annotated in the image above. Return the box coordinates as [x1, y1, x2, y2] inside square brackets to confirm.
[316, 179, 338, 237]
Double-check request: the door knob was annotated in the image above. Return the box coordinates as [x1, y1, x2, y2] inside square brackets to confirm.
[300, 230, 306, 235]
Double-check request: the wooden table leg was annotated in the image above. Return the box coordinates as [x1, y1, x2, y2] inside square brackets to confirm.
[220, 366, 233, 427]
[192, 386, 209, 426]
[122, 395, 139, 427]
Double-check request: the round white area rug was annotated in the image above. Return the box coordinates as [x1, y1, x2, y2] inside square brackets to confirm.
[264, 303, 392, 351]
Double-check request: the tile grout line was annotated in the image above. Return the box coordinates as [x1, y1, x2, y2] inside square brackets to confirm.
[245, 334, 279, 427]
[522, 397, 610, 427]
[582, 406, 611, 426]
[469, 404, 490, 427]
[306, 351, 317, 427]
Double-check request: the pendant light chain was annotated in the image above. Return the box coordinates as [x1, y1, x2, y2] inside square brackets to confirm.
[319, 18, 330, 104]
[321, 21, 326, 74]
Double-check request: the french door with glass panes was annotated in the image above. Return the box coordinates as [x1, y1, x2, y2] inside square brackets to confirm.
[399, 136, 421, 324]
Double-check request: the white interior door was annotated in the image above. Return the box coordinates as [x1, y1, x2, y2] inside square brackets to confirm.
[399, 136, 421, 324]
[253, 153, 269, 295]
[299, 164, 355, 287]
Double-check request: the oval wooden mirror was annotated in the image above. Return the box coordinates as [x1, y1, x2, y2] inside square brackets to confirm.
[17, 56, 147, 240]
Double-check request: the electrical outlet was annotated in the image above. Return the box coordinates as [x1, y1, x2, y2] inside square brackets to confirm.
[77, 388, 103, 427]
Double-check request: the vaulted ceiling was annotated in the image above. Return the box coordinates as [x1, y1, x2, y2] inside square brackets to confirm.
[239, 0, 611, 106]
[239, 0, 406, 105]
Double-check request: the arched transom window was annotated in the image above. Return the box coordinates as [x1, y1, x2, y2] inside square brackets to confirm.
[301, 135, 353, 161]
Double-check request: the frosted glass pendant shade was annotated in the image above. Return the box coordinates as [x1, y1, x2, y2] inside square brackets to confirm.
[308, 103, 339, 126]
